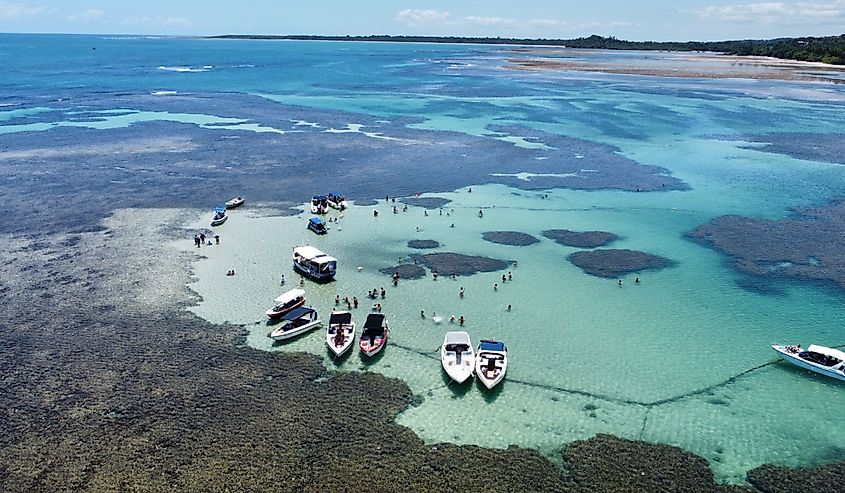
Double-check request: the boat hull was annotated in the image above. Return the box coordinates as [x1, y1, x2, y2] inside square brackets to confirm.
[360, 330, 388, 357]
[327, 326, 355, 357]
[293, 261, 335, 281]
[210, 215, 228, 226]
[772, 345, 845, 382]
[265, 297, 306, 319]
[225, 198, 244, 209]
[443, 364, 473, 384]
[271, 320, 322, 340]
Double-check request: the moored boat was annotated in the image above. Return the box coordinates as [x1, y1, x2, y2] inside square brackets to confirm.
[265, 288, 306, 319]
[327, 192, 347, 210]
[293, 246, 337, 281]
[441, 331, 475, 384]
[475, 339, 508, 389]
[307, 216, 328, 235]
[210, 207, 228, 226]
[310, 195, 328, 214]
[270, 306, 321, 340]
[326, 310, 355, 357]
[359, 313, 388, 356]
[225, 196, 245, 209]
[772, 344, 845, 382]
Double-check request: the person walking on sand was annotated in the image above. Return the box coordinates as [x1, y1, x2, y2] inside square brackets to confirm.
[508, 271, 512, 281]
[507, 304, 512, 312]
[459, 315, 465, 326]
[194, 235, 200, 248]
[459, 287, 464, 298]
[215, 234, 220, 245]
[353, 297, 358, 309]
[200, 233, 206, 244]
[494, 283, 498, 291]
[280, 274, 286, 286]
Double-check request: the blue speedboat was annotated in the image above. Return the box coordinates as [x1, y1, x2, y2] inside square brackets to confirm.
[307, 216, 327, 235]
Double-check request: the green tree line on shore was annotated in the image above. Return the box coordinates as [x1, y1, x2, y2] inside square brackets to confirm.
[211, 34, 845, 65]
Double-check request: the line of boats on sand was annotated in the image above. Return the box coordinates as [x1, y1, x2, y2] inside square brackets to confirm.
[219, 197, 843, 388]
[264, 287, 509, 389]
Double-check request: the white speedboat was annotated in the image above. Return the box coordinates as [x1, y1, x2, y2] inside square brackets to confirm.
[359, 313, 389, 356]
[310, 195, 328, 214]
[326, 310, 355, 357]
[441, 331, 475, 384]
[772, 344, 845, 382]
[210, 207, 228, 226]
[270, 306, 321, 340]
[225, 196, 245, 209]
[327, 192, 347, 210]
[475, 339, 508, 390]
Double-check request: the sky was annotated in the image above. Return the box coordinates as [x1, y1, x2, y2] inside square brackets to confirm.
[0, 0, 844, 41]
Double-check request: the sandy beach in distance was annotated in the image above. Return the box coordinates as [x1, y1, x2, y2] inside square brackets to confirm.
[506, 48, 845, 82]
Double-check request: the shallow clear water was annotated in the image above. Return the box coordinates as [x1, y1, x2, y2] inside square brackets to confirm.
[3, 34, 845, 483]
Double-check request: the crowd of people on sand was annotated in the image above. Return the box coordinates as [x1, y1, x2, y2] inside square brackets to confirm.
[193, 232, 220, 248]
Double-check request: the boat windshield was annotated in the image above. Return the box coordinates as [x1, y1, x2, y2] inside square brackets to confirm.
[445, 343, 470, 353]
[799, 351, 842, 367]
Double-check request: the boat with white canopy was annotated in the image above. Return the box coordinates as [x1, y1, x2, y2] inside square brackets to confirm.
[293, 246, 337, 281]
[265, 288, 306, 319]
[772, 344, 845, 382]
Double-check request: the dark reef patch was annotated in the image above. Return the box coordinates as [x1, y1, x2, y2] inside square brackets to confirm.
[568, 249, 674, 278]
[0, 92, 687, 236]
[542, 229, 619, 248]
[747, 459, 845, 493]
[408, 239, 440, 249]
[411, 252, 510, 277]
[734, 277, 787, 296]
[688, 200, 845, 291]
[482, 231, 540, 246]
[738, 133, 845, 165]
[378, 263, 427, 280]
[399, 197, 451, 209]
[353, 198, 379, 206]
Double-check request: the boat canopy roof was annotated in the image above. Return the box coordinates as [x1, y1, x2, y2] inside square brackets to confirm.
[330, 311, 352, 325]
[293, 246, 337, 263]
[363, 313, 385, 331]
[807, 345, 845, 361]
[214, 206, 226, 213]
[274, 288, 305, 304]
[444, 331, 471, 345]
[309, 217, 325, 225]
[282, 306, 314, 321]
[312, 195, 327, 200]
[479, 340, 506, 352]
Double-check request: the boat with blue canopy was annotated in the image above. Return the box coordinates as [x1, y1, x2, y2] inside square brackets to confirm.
[475, 339, 508, 389]
[210, 206, 228, 226]
[327, 192, 347, 210]
[307, 217, 327, 235]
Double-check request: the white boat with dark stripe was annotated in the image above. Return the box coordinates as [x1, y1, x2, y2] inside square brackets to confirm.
[772, 344, 845, 382]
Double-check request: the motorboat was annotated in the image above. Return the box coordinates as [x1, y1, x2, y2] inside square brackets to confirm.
[270, 306, 322, 340]
[210, 207, 228, 226]
[359, 313, 389, 356]
[225, 196, 245, 209]
[441, 331, 475, 384]
[327, 192, 347, 210]
[475, 339, 508, 389]
[772, 344, 845, 382]
[310, 195, 328, 214]
[265, 288, 306, 319]
[326, 310, 355, 357]
[307, 216, 328, 235]
[293, 245, 336, 281]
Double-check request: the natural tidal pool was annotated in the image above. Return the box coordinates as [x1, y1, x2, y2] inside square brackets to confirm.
[187, 184, 845, 482]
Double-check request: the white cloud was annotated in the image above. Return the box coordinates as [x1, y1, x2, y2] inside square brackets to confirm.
[461, 16, 515, 28]
[0, 1, 54, 20]
[396, 9, 450, 25]
[123, 16, 196, 30]
[67, 9, 105, 22]
[692, 0, 845, 23]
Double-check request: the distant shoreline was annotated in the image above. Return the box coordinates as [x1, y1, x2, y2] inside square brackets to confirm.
[207, 33, 845, 66]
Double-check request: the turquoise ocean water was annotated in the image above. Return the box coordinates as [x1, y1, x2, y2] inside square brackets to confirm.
[2, 34, 844, 482]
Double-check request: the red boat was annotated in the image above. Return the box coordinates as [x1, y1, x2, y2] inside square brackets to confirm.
[265, 289, 306, 319]
[359, 313, 389, 356]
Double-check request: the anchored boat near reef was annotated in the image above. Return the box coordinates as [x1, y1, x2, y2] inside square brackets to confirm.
[326, 311, 355, 357]
[475, 339, 508, 389]
[265, 288, 306, 319]
[311, 195, 328, 214]
[270, 306, 321, 340]
[293, 246, 337, 281]
[441, 331, 475, 384]
[772, 344, 845, 382]
[359, 313, 389, 356]
[307, 217, 327, 235]
[225, 196, 245, 209]
[327, 192, 347, 210]
[210, 207, 228, 226]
